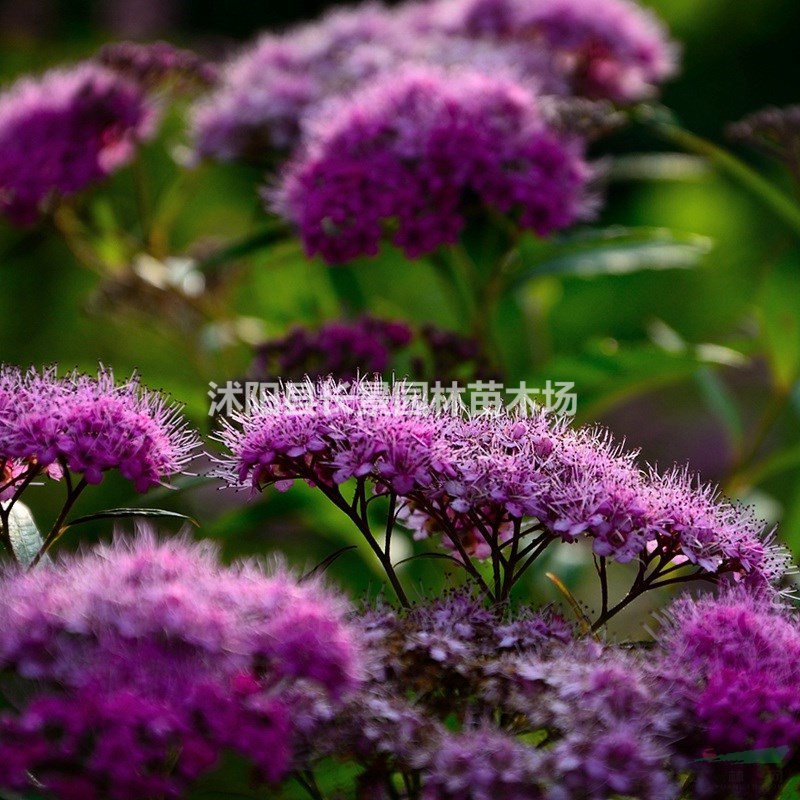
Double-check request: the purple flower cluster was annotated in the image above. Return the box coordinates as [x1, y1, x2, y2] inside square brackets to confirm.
[307, 594, 675, 799]
[422, 726, 545, 800]
[405, 0, 677, 102]
[658, 589, 800, 764]
[191, 3, 404, 160]
[500, 642, 677, 800]
[273, 65, 595, 263]
[251, 315, 412, 382]
[727, 104, 800, 181]
[247, 316, 492, 385]
[0, 532, 363, 799]
[0, 365, 198, 493]
[191, 0, 675, 163]
[216, 379, 785, 586]
[0, 62, 156, 225]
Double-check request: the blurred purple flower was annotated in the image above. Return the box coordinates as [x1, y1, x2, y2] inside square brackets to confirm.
[0, 532, 363, 799]
[273, 65, 595, 263]
[0, 63, 157, 225]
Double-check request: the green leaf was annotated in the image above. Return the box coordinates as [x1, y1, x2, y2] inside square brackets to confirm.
[537, 341, 746, 423]
[2, 501, 48, 567]
[301, 545, 358, 581]
[64, 508, 198, 529]
[514, 226, 713, 282]
[760, 252, 800, 391]
[194, 223, 292, 272]
[694, 366, 745, 451]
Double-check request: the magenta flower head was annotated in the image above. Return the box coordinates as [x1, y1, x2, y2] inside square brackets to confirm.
[216, 379, 790, 593]
[404, 0, 677, 102]
[273, 64, 596, 263]
[191, 3, 403, 160]
[658, 588, 800, 757]
[0, 62, 157, 225]
[0, 365, 199, 492]
[0, 531, 363, 799]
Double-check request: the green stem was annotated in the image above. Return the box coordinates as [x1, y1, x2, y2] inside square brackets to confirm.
[29, 478, 88, 568]
[647, 118, 800, 238]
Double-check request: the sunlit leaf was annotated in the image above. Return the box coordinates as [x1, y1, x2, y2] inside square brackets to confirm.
[514, 226, 713, 282]
[2, 501, 47, 567]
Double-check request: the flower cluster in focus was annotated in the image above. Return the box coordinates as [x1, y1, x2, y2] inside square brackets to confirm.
[0, 365, 198, 495]
[216, 379, 787, 593]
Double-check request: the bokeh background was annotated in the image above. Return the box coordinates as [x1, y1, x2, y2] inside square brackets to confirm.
[1, 0, 799, 632]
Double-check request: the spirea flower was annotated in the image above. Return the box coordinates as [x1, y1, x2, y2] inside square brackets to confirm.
[251, 316, 412, 382]
[0, 365, 199, 492]
[0, 532, 363, 800]
[404, 0, 678, 102]
[727, 104, 800, 180]
[273, 65, 596, 263]
[502, 642, 677, 800]
[216, 378, 786, 586]
[189, 2, 569, 163]
[422, 726, 545, 800]
[0, 63, 156, 225]
[191, 3, 404, 160]
[247, 316, 492, 386]
[658, 589, 800, 759]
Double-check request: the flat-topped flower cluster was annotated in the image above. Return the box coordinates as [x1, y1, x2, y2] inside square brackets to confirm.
[216, 379, 787, 590]
[0, 365, 198, 495]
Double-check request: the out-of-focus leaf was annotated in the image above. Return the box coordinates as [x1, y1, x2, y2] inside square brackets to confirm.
[2, 501, 48, 567]
[609, 153, 710, 182]
[537, 341, 747, 423]
[63, 508, 198, 529]
[694, 366, 745, 451]
[760, 253, 800, 391]
[195, 223, 292, 272]
[513, 226, 713, 282]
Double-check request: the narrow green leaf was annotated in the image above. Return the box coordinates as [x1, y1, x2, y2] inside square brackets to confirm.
[301, 545, 358, 581]
[515, 227, 712, 281]
[195, 224, 291, 272]
[694, 367, 745, 451]
[3, 501, 48, 567]
[64, 508, 198, 529]
[760, 253, 800, 390]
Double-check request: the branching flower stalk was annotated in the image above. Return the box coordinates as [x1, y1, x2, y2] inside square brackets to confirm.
[216, 378, 792, 626]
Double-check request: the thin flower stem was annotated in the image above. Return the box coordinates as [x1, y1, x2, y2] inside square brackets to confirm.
[500, 518, 522, 600]
[509, 534, 553, 589]
[29, 478, 88, 569]
[647, 117, 800, 238]
[293, 771, 325, 800]
[597, 556, 609, 619]
[316, 481, 411, 608]
[422, 502, 494, 598]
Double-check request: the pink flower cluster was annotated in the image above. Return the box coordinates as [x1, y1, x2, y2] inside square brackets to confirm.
[0, 62, 156, 225]
[0, 365, 198, 493]
[0, 533, 363, 799]
[216, 379, 788, 585]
